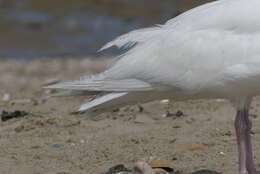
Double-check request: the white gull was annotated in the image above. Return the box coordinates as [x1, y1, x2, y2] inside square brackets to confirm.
[47, 0, 260, 173]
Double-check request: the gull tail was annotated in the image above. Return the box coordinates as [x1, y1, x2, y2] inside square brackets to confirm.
[50, 90, 99, 97]
[77, 91, 172, 115]
[44, 73, 155, 114]
[45, 73, 152, 92]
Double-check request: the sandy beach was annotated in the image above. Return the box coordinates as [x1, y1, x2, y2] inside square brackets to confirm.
[1, 58, 260, 174]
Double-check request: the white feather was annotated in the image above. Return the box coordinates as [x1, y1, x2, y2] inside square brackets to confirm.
[46, 74, 153, 92]
[78, 92, 127, 112]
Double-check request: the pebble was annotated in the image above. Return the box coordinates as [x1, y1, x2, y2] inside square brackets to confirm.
[52, 144, 62, 148]
[175, 110, 184, 117]
[104, 164, 131, 174]
[134, 162, 174, 174]
[1, 110, 28, 122]
[133, 162, 154, 174]
[162, 111, 174, 118]
[105, 162, 174, 174]
[163, 110, 185, 118]
[160, 99, 170, 104]
[219, 151, 225, 155]
[2, 93, 11, 102]
[191, 170, 221, 174]
[214, 99, 226, 102]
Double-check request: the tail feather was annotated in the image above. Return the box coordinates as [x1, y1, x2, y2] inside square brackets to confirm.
[50, 90, 99, 97]
[78, 91, 171, 114]
[78, 92, 128, 112]
[45, 74, 153, 92]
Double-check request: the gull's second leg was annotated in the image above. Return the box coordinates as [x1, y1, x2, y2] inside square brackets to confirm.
[235, 108, 260, 174]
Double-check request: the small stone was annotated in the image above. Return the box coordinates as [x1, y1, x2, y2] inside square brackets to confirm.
[133, 162, 154, 174]
[52, 144, 62, 148]
[169, 139, 177, 144]
[46, 118, 57, 125]
[175, 110, 184, 117]
[250, 114, 258, 119]
[1, 110, 28, 122]
[222, 130, 232, 136]
[14, 125, 25, 133]
[2, 93, 11, 102]
[219, 151, 225, 155]
[185, 118, 195, 124]
[192, 170, 221, 174]
[172, 157, 177, 161]
[112, 108, 120, 112]
[154, 168, 169, 174]
[160, 99, 169, 104]
[138, 105, 144, 112]
[105, 164, 131, 174]
[162, 111, 174, 118]
[31, 145, 41, 149]
[250, 130, 256, 135]
[215, 99, 226, 102]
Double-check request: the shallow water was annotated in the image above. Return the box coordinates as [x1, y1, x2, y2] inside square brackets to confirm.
[0, 0, 211, 59]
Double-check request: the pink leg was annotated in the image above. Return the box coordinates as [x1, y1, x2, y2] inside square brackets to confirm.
[235, 108, 260, 174]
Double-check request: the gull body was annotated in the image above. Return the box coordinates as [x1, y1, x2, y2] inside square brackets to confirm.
[47, 0, 260, 173]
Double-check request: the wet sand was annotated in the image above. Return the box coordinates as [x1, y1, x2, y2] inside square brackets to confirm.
[1, 58, 260, 174]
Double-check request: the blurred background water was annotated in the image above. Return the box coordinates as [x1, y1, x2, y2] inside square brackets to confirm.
[0, 0, 213, 59]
